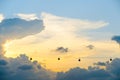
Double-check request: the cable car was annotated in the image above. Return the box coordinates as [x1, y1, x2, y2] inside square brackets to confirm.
[58, 58, 60, 60]
[78, 59, 81, 62]
[30, 58, 32, 61]
[110, 58, 112, 61]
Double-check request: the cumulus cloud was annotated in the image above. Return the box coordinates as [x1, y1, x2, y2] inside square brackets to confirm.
[56, 47, 68, 53]
[0, 54, 54, 80]
[56, 58, 120, 80]
[0, 14, 4, 23]
[56, 67, 111, 80]
[18, 64, 33, 70]
[16, 13, 39, 21]
[0, 18, 44, 54]
[106, 58, 120, 79]
[112, 36, 120, 46]
[0, 59, 8, 66]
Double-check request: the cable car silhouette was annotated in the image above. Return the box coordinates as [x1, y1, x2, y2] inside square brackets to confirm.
[30, 58, 32, 61]
[58, 58, 60, 60]
[110, 58, 112, 61]
[78, 58, 81, 62]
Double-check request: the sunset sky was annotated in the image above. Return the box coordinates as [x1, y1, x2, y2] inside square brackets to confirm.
[0, 0, 120, 80]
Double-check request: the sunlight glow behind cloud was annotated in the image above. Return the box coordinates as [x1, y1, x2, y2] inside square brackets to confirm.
[0, 14, 4, 23]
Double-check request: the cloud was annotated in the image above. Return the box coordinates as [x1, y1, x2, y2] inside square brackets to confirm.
[41, 12, 109, 32]
[56, 67, 111, 80]
[94, 62, 106, 66]
[16, 13, 39, 21]
[0, 59, 8, 66]
[0, 54, 54, 80]
[18, 64, 33, 70]
[86, 45, 94, 50]
[0, 18, 44, 54]
[106, 58, 120, 79]
[56, 47, 68, 53]
[1, 53, 120, 80]
[56, 58, 120, 80]
[112, 36, 120, 45]
[0, 14, 4, 23]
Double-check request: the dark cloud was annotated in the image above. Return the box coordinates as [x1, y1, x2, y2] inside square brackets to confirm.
[106, 58, 120, 79]
[56, 47, 68, 53]
[56, 67, 111, 80]
[0, 59, 8, 66]
[1, 54, 120, 80]
[37, 65, 41, 69]
[0, 18, 44, 54]
[56, 58, 120, 80]
[112, 36, 120, 45]
[86, 45, 94, 50]
[18, 65, 33, 70]
[94, 62, 106, 66]
[0, 54, 54, 80]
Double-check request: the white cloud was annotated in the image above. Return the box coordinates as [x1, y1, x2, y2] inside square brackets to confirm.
[41, 12, 109, 33]
[16, 13, 39, 21]
[0, 14, 4, 23]
[31, 12, 109, 42]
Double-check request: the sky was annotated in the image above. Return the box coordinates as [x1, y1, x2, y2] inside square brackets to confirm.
[0, 0, 120, 34]
[0, 0, 120, 80]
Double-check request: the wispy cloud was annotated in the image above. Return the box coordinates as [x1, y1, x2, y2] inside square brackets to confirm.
[41, 12, 109, 33]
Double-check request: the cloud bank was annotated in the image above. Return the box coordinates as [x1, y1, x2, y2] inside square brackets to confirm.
[0, 54, 54, 80]
[1, 54, 120, 80]
[56, 58, 120, 80]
